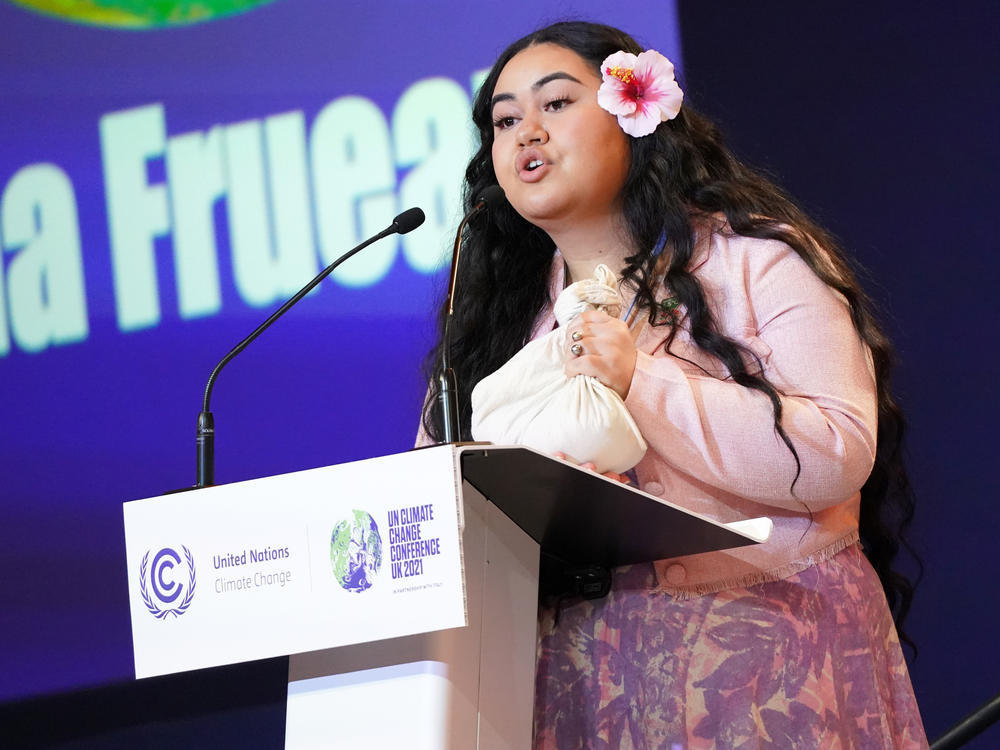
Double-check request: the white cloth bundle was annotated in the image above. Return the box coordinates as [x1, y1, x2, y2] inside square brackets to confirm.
[470, 264, 647, 474]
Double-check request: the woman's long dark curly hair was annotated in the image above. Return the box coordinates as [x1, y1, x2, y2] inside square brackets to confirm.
[422, 21, 918, 644]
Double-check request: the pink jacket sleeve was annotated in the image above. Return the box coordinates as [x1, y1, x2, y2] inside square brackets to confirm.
[624, 234, 878, 512]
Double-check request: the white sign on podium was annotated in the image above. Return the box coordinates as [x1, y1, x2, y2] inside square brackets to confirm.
[123, 446, 467, 679]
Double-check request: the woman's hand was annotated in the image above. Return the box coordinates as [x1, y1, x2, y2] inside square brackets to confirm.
[553, 452, 631, 485]
[564, 309, 637, 399]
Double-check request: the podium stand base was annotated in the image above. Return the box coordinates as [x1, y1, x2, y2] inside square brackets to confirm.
[285, 481, 540, 749]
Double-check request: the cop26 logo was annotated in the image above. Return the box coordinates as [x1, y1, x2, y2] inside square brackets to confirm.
[330, 511, 382, 593]
[139, 546, 196, 619]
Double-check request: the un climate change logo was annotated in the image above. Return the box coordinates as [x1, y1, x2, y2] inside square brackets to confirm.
[139, 546, 196, 619]
[330, 511, 382, 593]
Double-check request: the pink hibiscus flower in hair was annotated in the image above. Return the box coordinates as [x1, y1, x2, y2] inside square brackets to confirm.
[597, 49, 684, 137]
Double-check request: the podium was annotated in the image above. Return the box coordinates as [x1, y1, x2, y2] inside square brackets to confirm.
[123, 445, 770, 749]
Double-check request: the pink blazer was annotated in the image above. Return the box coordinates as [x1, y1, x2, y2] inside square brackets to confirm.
[527, 224, 876, 596]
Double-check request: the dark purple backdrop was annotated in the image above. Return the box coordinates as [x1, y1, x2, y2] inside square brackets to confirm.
[680, 3, 999, 746]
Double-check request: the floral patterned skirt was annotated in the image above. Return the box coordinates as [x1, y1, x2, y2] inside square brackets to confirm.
[533, 544, 927, 749]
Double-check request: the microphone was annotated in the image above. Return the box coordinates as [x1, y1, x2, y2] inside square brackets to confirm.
[193, 207, 426, 488]
[438, 185, 505, 443]
[392, 206, 425, 235]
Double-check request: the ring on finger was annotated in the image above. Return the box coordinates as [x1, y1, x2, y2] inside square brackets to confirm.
[571, 330, 583, 342]
[570, 342, 584, 356]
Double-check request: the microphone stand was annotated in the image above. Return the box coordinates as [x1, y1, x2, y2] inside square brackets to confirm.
[438, 233, 464, 443]
[193, 208, 425, 488]
[438, 186, 504, 443]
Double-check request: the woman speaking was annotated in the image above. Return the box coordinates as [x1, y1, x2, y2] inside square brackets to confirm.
[420, 21, 926, 749]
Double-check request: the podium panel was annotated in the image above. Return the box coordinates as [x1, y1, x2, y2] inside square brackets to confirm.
[123, 444, 768, 748]
[285, 480, 540, 750]
[123, 446, 467, 678]
[285, 661, 452, 749]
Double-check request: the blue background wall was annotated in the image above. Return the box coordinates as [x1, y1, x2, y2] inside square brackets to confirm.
[1, 1, 997, 746]
[679, 5, 999, 746]
[0, 0, 681, 705]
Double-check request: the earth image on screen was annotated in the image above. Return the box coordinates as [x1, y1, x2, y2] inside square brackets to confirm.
[6, 0, 277, 29]
[330, 510, 382, 593]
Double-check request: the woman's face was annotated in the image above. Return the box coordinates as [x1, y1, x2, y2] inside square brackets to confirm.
[490, 43, 631, 234]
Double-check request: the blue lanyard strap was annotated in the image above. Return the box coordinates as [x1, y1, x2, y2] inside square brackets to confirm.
[622, 233, 666, 323]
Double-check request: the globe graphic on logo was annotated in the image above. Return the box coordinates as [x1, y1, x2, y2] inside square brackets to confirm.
[330, 510, 382, 593]
[7, 0, 278, 29]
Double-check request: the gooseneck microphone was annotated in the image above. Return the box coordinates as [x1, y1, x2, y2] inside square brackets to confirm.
[438, 185, 505, 443]
[194, 207, 425, 488]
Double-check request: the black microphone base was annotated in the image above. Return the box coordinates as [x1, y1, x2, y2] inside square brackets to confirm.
[196, 410, 215, 488]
